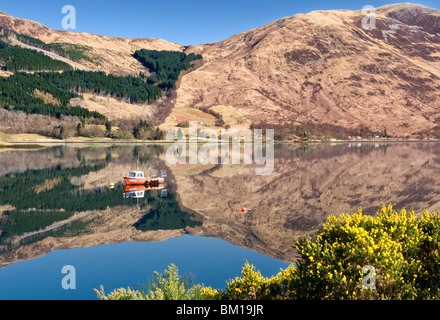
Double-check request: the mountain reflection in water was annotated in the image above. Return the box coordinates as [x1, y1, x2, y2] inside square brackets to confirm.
[1, 142, 440, 269]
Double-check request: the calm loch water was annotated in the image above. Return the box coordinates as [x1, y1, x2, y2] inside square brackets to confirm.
[0, 142, 439, 299]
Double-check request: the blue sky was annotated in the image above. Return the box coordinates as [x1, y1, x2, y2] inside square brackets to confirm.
[1, 0, 439, 45]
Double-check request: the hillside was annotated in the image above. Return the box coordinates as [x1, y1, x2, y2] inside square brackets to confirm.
[0, 10, 184, 76]
[177, 3, 440, 139]
[0, 20, 204, 138]
[1, 3, 440, 139]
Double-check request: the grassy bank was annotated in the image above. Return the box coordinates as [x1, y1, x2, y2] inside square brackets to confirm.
[95, 205, 440, 300]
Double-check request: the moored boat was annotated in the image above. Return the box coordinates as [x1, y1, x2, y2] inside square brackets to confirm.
[123, 171, 165, 185]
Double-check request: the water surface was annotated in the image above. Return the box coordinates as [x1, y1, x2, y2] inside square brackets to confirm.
[0, 142, 439, 299]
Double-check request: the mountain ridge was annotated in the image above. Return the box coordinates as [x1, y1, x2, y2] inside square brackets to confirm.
[1, 3, 440, 139]
[0, 10, 185, 77]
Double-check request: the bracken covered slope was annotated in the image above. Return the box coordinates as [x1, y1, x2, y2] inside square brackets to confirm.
[179, 3, 440, 138]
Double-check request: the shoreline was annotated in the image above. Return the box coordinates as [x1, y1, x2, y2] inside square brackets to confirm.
[1, 138, 440, 148]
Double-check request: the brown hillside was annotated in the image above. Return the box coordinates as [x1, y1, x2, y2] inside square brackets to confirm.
[0, 10, 184, 76]
[1, 4, 440, 138]
[178, 3, 440, 139]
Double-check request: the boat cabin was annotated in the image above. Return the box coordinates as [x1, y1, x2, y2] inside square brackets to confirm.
[128, 191, 145, 199]
[128, 171, 145, 178]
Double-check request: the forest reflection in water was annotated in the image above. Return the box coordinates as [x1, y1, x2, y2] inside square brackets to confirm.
[1, 142, 440, 268]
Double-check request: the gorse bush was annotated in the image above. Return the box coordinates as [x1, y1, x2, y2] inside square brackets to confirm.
[226, 205, 440, 300]
[95, 264, 207, 300]
[223, 260, 284, 300]
[141, 264, 202, 300]
[95, 286, 144, 300]
[289, 205, 440, 300]
[95, 205, 440, 300]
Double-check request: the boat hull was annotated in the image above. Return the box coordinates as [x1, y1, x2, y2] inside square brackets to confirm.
[124, 177, 164, 185]
[124, 177, 148, 185]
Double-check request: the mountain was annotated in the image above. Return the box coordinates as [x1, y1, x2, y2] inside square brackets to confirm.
[177, 3, 440, 139]
[1, 3, 440, 139]
[0, 10, 184, 76]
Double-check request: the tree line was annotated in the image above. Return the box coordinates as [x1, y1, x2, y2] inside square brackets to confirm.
[0, 33, 204, 134]
[14, 32, 94, 63]
[0, 163, 133, 243]
[0, 39, 72, 72]
[0, 70, 166, 120]
[0, 161, 201, 244]
[133, 49, 203, 89]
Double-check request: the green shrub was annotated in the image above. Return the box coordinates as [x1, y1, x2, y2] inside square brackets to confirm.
[95, 205, 440, 300]
[141, 264, 202, 300]
[94, 286, 143, 300]
[225, 205, 440, 300]
[289, 205, 440, 300]
[223, 260, 281, 300]
[213, 205, 440, 300]
[95, 264, 207, 300]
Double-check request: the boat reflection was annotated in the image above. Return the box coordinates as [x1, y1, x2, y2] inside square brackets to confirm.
[122, 168, 168, 199]
[123, 184, 166, 199]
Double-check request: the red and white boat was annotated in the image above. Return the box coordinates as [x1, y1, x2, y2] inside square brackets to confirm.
[123, 171, 164, 186]
[123, 178, 165, 199]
